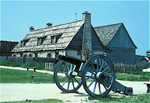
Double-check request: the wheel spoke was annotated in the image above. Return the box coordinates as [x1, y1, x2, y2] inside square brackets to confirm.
[91, 63, 96, 72]
[62, 65, 68, 72]
[99, 60, 105, 72]
[86, 67, 94, 74]
[71, 78, 75, 89]
[96, 58, 100, 72]
[58, 76, 66, 80]
[74, 77, 80, 84]
[105, 73, 113, 76]
[98, 82, 101, 94]
[101, 65, 110, 73]
[62, 77, 68, 87]
[86, 76, 93, 80]
[67, 78, 70, 90]
[88, 79, 95, 88]
[93, 81, 97, 93]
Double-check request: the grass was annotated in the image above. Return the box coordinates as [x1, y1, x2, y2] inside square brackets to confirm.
[86, 93, 150, 103]
[0, 68, 53, 83]
[1, 94, 150, 103]
[116, 71, 150, 81]
[1, 99, 64, 103]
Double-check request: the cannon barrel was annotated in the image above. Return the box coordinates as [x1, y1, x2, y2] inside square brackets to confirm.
[58, 55, 85, 66]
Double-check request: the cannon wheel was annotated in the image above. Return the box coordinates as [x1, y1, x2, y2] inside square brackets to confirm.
[54, 60, 82, 93]
[82, 55, 115, 98]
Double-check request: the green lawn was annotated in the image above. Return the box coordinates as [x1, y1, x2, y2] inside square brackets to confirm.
[1, 99, 63, 103]
[86, 94, 150, 103]
[0, 68, 53, 83]
[116, 71, 150, 81]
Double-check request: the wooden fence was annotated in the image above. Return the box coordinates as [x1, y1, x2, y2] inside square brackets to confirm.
[0, 56, 58, 64]
[114, 62, 150, 72]
[0, 56, 149, 72]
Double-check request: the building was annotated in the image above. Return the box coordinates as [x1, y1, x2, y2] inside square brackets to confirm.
[94, 23, 137, 64]
[12, 12, 137, 64]
[146, 50, 150, 56]
[12, 12, 110, 59]
[0, 40, 18, 56]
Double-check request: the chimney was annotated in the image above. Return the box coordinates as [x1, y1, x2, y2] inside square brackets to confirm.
[29, 26, 34, 31]
[82, 11, 92, 60]
[46, 23, 52, 28]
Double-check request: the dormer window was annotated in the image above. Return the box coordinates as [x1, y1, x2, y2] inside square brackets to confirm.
[37, 36, 47, 46]
[51, 34, 62, 44]
[21, 39, 29, 47]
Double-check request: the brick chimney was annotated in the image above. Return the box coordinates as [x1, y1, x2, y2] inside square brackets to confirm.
[46, 23, 52, 28]
[29, 26, 34, 31]
[82, 11, 92, 60]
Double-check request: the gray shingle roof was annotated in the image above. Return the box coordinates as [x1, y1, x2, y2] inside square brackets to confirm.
[94, 23, 122, 46]
[12, 20, 84, 52]
[146, 50, 150, 53]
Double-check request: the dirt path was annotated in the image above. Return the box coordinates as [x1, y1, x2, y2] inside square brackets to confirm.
[1, 80, 148, 102]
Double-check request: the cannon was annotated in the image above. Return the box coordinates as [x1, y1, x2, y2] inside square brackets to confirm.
[54, 55, 133, 98]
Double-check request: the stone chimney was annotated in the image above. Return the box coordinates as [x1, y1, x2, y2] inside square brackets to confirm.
[46, 23, 52, 28]
[82, 11, 92, 60]
[29, 26, 34, 31]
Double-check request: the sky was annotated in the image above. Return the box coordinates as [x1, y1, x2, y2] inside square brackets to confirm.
[0, 0, 149, 56]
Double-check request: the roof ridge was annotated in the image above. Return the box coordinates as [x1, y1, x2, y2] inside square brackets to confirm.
[94, 23, 122, 28]
[29, 20, 83, 32]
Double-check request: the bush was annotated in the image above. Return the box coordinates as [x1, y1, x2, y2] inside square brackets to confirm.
[0, 59, 21, 67]
[21, 61, 45, 70]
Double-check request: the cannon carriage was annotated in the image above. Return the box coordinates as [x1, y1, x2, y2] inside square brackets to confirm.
[54, 55, 133, 98]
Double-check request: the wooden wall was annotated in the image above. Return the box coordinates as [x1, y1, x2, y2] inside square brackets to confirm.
[107, 24, 136, 64]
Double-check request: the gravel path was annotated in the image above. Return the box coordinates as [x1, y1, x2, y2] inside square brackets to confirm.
[0, 65, 149, 102]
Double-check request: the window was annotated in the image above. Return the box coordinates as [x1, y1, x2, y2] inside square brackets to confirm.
[51, 34, 62, 44]
[55, 51, 59, 58]
[37, 36, 47, 46]
[21, 39, 29, 47]
[35, 53, 38, 57]
[20, 54, 23, 57]
[47, 53, 52, 57]
[29, 54, 32, 57]
[51, 36, 55, 44]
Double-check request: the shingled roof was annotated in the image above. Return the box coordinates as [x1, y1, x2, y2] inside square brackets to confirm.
[94, 23, 122, 46]
[94, 23, 137, 49]
[12, 20, 84, 52]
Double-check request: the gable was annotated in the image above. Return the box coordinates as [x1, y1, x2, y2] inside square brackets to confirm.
[108, 24, 137, 49]
[94, 23, 121, 46]
[91, 26, 108, 51]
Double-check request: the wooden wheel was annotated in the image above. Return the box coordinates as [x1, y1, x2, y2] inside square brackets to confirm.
[54, 60, 82, 93]
[82, 55, 115, 97]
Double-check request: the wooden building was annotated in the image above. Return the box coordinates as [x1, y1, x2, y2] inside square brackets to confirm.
[12, 12, 110, 59]
[12, 12, 137, 64]
[94, 23, 137, 64]
[146, 50, 150, 56]
[0, 40, 18, 56]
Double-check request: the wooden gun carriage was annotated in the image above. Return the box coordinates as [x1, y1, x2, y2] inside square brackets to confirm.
[54, 55, 133, 98]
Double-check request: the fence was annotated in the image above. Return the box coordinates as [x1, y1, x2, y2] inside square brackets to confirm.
[114, 62, 150, 73]
[0, 56, 149, 72]
[0, 56, 58, 64]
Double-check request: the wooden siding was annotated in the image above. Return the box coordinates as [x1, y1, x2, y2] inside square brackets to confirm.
[107, 47, 136, 64]
[108, 25, 136, 49]
[67, 25, 105, 52]
[67, 25, 84, 50]
[91, 27, 104, 51]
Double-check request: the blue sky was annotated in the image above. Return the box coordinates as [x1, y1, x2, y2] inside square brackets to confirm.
[1, 0, 149, 56]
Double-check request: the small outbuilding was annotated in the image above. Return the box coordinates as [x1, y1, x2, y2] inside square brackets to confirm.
[94, 23, 137, 64]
